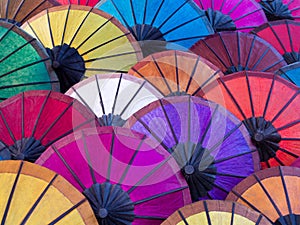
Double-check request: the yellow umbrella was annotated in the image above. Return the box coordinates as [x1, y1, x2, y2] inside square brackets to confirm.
[22, 5, 142, 92]
[0, 160, 97, 224]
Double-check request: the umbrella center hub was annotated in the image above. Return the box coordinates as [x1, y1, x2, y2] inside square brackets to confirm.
[259, 0, 293, 21]
[184, 165, 195, 175]
[243, 117, 281, 163]
[98, 113, 126, 127]
[83, 182, 135, 224]
[204, 9, 236, 32]
[275, 214, 300, 225]
[46, 43, 86, 93]
[283, 51, 300, 64]
[225, 64, 247, 75]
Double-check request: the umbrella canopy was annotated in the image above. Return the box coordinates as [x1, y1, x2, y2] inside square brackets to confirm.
[276, 62, 300, 87]
[65, 73, 163, 126]
[21, 5, 142, 93]
[0, 0, 57, 25]
[194, 0, 267, 32]
[0, 90, 98, 162]
[0, 21, 59, 101]
[53, 0, 100, 6]
[190, 31, 287, 75]
[252, 20, 300, 65]
[255, 0, 300, 21]
[0, 160, 98, 224]
[95, 0, 214, 56]
[125, 95, 260, 201]
[36, 126, 192, 224]
[226, 166, 300, 225]
[128, 50, 224, 97]
[200, 71, 300, 169]
[162, 200, 272, 225]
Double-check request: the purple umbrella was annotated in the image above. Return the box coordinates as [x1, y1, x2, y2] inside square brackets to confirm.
[125, 95, 260, 201]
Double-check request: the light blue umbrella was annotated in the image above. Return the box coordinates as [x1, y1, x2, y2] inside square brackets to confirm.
[276, 62, 300, 87]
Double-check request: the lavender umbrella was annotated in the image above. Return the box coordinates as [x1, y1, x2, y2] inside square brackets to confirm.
[125, 95, 260, 201]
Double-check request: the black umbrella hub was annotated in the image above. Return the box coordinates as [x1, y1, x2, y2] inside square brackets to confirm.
[243, 117, 281, 163]
[83, 182, 135, 225]
[98, 113, 126, 127]
[259, 0, 293, 21]
[275, 214, 300, 225]
[46, 44, 86, 93]
[168, 142, 217, 202]
[204, 8, 236, 32]
[166, 91, 189, 97]
[283, 51, 300, 65]
[0, 137, 46, 162]
[225, 65, 248, 75]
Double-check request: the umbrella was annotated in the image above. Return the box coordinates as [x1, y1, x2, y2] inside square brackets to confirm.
[36, 126, 192, 224]
[190, 31, 287, 75]
[0, 90, 98, 162]
[276, 62, 300, 87]
[0, 0, 57, 26]
[21, 5, 142, 93]
[65, 73, 163, 126]
[128, 50, 224, 97]
[0, 160, 97, 224]
[200, 71, 300, 169]
[53, 0, 100, 6]
[125, 95, 260, 201]
[291, 157, 300, 167]
[255, 0, 300, 21]
[226, 166, 300, 225]
[194, 0, 267, 32]
[252, 20, 300, 65]
[162, 200, 272, 225]
[0, 21, 59, 101]
[95, 0, 214, 56]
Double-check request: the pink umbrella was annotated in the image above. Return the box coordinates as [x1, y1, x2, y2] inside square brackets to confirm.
[36, 126, 191, 224]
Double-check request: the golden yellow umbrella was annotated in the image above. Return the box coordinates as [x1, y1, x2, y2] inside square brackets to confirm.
[21, 5, 142, 92]
[162, 200, 272, 225]
[0, 160, 97, 224]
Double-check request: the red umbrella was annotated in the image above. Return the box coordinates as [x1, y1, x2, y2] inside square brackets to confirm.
[194, 0, 267, 32]
[0, 90, 98, 162]
[190, 32, 287, 75]
[36, 126, 191, 224]
[200, 71, 300, 169]
[253, 20, 300, 64]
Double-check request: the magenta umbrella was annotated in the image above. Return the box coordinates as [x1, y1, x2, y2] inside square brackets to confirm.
[194, 0, 267, 32]
[36, 126, 191, 224]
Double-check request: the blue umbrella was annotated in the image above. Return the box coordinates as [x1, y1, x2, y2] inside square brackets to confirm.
[276, 62, 300, 87]
[95, 0, 214, 56]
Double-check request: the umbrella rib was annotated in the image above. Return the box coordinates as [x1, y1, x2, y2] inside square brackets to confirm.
[220, 0, 226, 11]
[111, 73, 123, 116]
[21, 93, 25, 149]
[11, 0, 25, 20]
[23, 22, 44, 45]
[60, 5, 71, 46]
[95, 75, 106, 115]
[175, 51, 180, 93]
[187, 96, 192, 157]
[48, 199, 87, 225]
[152, 55, 173, 94]
[227, 0, 243, 15]
[199, 105, 219, 145]
[186, 55, 200, 93]
[290, 6, 300, 12]
[106, 131, 116, 182]
[0, 81, 59, 90]
[52, 145, 86, 190]
[263, 74, 276, 118]
[82, 131, 97, 184]
[192, 70, 221, 95]
[134, 215, 166, 220]
[219, 33, 235, 67]
[278, 146, 299, 159]
[237, 32, 241, 67]
[178, 210, 189, 225]
[204, 200, 213, 225]
[250, 46, 270, 71]
[271, 90, 299, 124]
[286, 20, 295, 53]
[0, 23, 14, 42]
[20, 174, 58, 225]
[19, 1, 48, 24]
[232, 8, 262, 22]
[4, 0, 10, 19]
[213, 149, 257, 164]
[69, 87, 96, 116]
[260, 58, 285, 72]
[117, 135, 146, 184]
[142, 0, 148, 24]
[245, 71, 255, 118]
[149, 0, 165, 27]
[167, 34, 212, 42]
[230, 202, 236, 225]
[277, 119, 300, 131]
[244, 37, 256, 73]
[1, 161, 23, 225]
[109, 0, 132, 29]
[46, 9, 55, 48]
[0, 110, 17, 142]
[268, 23, 287, 53]
[129, 0, 137, 25]
[86, 68, 128, 73]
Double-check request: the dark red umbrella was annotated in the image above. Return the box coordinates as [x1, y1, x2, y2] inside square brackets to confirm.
[200, 71, 300, 169]
[36, 126, 191, 224]
[0, 90, 98, 162]
[253, 20, 300, 64]
[190, 32, 287, 75]
[194, 0, 267, 32]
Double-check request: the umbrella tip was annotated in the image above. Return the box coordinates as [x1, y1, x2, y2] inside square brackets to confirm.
[99, 208, 108, 219]
[52, 60, 60, 69]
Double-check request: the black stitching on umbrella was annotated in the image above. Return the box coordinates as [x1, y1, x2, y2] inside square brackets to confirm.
[230, 202, 235, 225]
[46, 9, 55, 48]
[111, 73, 123, 116]
[204, 200, 212, 225]
[134, 215, 166, 220]
[178, 209, 189, 225]
[106, 131, 116, 182]
[95, 75, 106, 115]
[60, 5, 71, 46]
[129, 0, 137, 25]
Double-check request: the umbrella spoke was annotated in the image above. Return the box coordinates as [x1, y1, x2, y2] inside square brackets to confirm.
[186, 56, 200, 93]
[0, 110, 17, 142]
[232, 8, 262, 22]
[263, 74, 276, 118]
[95, 75, 106, 115]
[213, 149, 257, 164]
[244, 38, 256, 73]
[60, 5, 71, 46]
[111, 74, 123, 116]
[152, 55, 173, 94]
[82, 131, 97, 185]
[106, 131, 116, 182]
[199, 105, 219, 145]
[0, 39, 34, 63]
[245, 72, 255, 118]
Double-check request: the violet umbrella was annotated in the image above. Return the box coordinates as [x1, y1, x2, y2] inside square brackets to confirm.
[36, 126, 191, 224]
[125, 95, 260, 202]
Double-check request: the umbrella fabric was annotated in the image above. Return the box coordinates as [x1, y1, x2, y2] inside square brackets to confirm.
[190, 31, 287, 75]
[95, 0, 214, 56]
[255, 0, 300, 21]
[200, 71, 300, 169]
[194, 0, 267, 32]
[128, 50, 224, 97]
[21, 5, 142, 93]
[252, 20, 300, 65]
[53, 0, 100, 6]
[162, 200, 272, 225]
[125, 95, 259, 201]
[276, 62, 300, 87]
[0, 21, 59, 101]
[226, 166, 300, 225]
[0, 0, 57, 25]
[0, 160, 98, 224]
[291, 157, 300, 167]
[36, 126, 192, 225]
[0, 90, 98, 162]
[65, 73, 163, 126]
